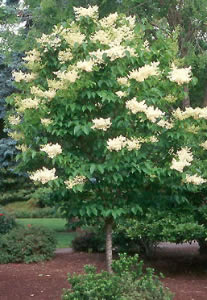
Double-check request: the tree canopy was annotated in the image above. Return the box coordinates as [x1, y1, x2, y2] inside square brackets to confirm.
[7, 6, 207, 270]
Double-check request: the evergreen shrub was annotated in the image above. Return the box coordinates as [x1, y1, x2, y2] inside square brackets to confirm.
[0, 225, 56, 263]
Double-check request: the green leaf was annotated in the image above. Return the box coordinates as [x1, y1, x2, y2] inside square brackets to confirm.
[74, 125, 81, 135]
[90, 164, 96, 175]
[97, 165, 104, 174]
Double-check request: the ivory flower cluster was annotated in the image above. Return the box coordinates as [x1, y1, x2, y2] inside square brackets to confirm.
[8, 131, 24, 141]
[65, 176, 87, 189]
[173, 107, 207, 120]
[99, 12, 118, 27]
[107, 136, 127, 151]
[126, 98, 147, 114]
[115, 91, 127, 98]
[91, 118, 112, 131]
[76, 59, 95, 72]
[170, 147, 193, 172]
[185, 174, 207, 185]
[23, 49, 41, 67]
[91, 30, 112, 45]
[47, 79, 65, 90]
[36, 33, 61, 52]
[40, 143, 62, 159]
[60, 26, 85, 47]
[165, 95, 177, 103]
[126, 98, 164, 123]
[128, 62, 160, 82]
[29, 167, 58, 184]
[18, 97, 40, 112]
[200, 141, 207, 150]
[16, 144, 28, 152]
[31, 86, 56, 100]
[126, 138, 142, 151]
[107, 136, 142, 151]
[149, 136, 159, 143]
[58, 49, 73, 64]
[117, 77, 129, 86]
[41, 118, 52, 126]
[73, 5, 98, 21]
[8, 115, 21, 126]
[157, 119, 173, 129]
[12, 70, 37, 82]
[91, 24, 135, 46]
[168, 64, 192, 85]
[54, 70, 79, 83]
[89, 45, 136, 63]
[142, 40, 150, 52]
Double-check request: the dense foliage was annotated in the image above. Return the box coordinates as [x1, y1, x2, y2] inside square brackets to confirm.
[0, 225, 56, 263]
[117, 207, 207, 257]
[62, 253, 173, 300]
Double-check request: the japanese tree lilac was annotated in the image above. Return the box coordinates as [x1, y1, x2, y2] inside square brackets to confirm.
[7, 5, 207, 272]
[107, 136, 127, 151]
[12, 70, 37, 83]
[168, 64, 192, 85]
[29, 167, 57, 184]
[128, 62, 160, 82]
[65, 176, 87, 189]
[73, 5, 98, 21]
[40, 143, 62, 159]
[8, 115, 21, 126]
[92, 118, 112, 131]
[170, 148, 193, 172]
[185, 174, 207, 185]
[41, 118, 52, 126]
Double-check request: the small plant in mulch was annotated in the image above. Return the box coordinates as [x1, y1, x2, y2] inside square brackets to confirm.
[62, 253, 173, 300]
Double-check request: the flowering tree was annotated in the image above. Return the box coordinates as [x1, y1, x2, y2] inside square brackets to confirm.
[7, 5, 207, 271]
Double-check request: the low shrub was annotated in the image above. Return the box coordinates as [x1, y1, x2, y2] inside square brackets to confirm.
[0, 225, 57, 263]
[0, 207, 16, 234]
[62, 253, 173, 300]
[10, 207, 62, 218]
[72, 232, 105, 252]
[3, 200, 62, 218]
[72, 226, 143, 254]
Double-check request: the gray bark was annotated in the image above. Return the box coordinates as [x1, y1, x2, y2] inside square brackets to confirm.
[105, 218, 113, 273]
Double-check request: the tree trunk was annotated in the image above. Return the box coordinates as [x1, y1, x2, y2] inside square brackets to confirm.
[182, 86, 190, 108]
[105, 218, 113, 273]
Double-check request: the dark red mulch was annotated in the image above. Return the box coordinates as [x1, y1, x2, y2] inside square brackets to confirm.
[1, 243, 207, 300]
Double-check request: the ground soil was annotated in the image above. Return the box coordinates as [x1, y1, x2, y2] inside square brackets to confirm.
[0, 242, 207, 300]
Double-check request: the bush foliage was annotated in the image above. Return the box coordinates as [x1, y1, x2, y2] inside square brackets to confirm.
[0, 225, 57, 263]
[0, 206, 16, 234]
[72, 232, 105, 252]
[62, 253, 173, 300]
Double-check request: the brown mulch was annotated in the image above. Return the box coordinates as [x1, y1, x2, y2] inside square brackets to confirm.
[0, 243, 207, 300]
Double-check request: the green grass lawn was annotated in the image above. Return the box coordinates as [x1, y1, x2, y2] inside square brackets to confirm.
[17, 218, 76, 248]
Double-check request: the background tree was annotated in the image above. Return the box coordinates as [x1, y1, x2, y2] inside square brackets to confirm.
[0, 0, 38, 206]
[122, 0, 207, 107]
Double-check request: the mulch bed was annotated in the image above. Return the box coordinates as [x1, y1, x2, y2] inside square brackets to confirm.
[1, 243, 207, 300]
